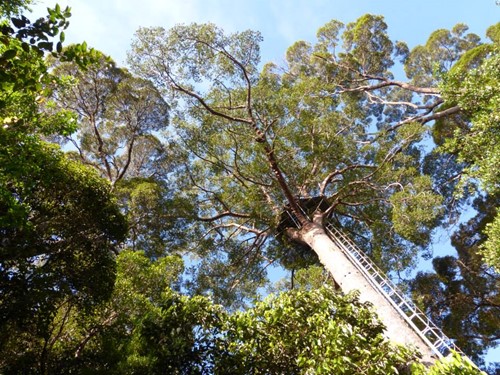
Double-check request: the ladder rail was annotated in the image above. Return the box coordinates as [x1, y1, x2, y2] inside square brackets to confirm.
[324, 221, 465, 358]
[283, 209, 466, 358]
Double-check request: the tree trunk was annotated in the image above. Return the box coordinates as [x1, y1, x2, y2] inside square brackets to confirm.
[299, 217, 437, 365]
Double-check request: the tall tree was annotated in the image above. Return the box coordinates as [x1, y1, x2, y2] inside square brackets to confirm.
[437, 23, 500, 271]
[46, 51, 191, 258]
[127, 16, 489, 362]
[48, 51, 171, 186]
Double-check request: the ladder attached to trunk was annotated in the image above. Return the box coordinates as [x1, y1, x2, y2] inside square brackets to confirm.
[323, 221, 464, 359]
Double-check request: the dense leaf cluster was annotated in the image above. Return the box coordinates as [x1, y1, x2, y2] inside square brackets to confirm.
[5, 250, 483, 374]
[0, 3, 127, 373]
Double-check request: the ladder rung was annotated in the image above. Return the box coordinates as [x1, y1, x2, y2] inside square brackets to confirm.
[324, 221, 469, 362]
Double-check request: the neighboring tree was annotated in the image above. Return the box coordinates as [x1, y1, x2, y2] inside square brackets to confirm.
[437, 23, 500, 271]
[47, 51, 171, 186]
[438, 24, 499, 193]
[411, 194, 500, 366]
[45, 49, 192, 259]
[45, 50, 194, 259]
[0, 4, 127, 373]
[409, 23, 500, 367]
[128, 16, 490, 362]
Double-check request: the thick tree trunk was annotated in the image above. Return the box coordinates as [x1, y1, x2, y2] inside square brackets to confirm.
[298, 218, 437, 365]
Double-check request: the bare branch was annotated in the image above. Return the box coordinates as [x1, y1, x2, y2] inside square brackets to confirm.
[319, 164, 377, 196]
[384, 104, 461, 134]
[169, 78, 253, 125]
[339, 77, 440, 96]
[75, 310, 119, 358]
[420, 105, 461, 124]
[197, 211, 251, 222]
[214, 222, 268, 236]
[364, 91, 441, 110]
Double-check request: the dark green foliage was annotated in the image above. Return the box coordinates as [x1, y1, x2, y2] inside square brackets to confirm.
[0, 3, 97, 112]
[438, 31, 500, 271]
[0, 5, 129, 373]
[20, 251, 423, 375]
[217, 287, 416, 375]
[0, 134, 127, 373]
[411, 195, 500, 365]
[29, 261, 481, 374]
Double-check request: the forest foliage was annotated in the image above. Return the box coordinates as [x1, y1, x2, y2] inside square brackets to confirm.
[0, 1, 498, 374]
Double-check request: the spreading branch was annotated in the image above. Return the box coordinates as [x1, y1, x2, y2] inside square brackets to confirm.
[197, 211, 251, 222]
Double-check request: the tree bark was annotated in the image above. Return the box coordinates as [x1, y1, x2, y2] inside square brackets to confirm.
[298, 218, 437, 365]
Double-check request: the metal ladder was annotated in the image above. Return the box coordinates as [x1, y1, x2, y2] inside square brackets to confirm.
[323, 221, 465, 358]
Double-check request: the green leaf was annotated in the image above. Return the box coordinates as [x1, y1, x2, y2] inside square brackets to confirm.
[1, 49, 17, 60]
[37, 41, 53, 51]
[11, 17, 28, 28]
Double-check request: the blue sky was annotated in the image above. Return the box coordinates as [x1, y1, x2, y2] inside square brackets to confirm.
[30, 0, 499, 68]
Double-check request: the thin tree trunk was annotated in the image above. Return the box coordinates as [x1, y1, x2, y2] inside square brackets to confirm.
[298, 218, 437, 365]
